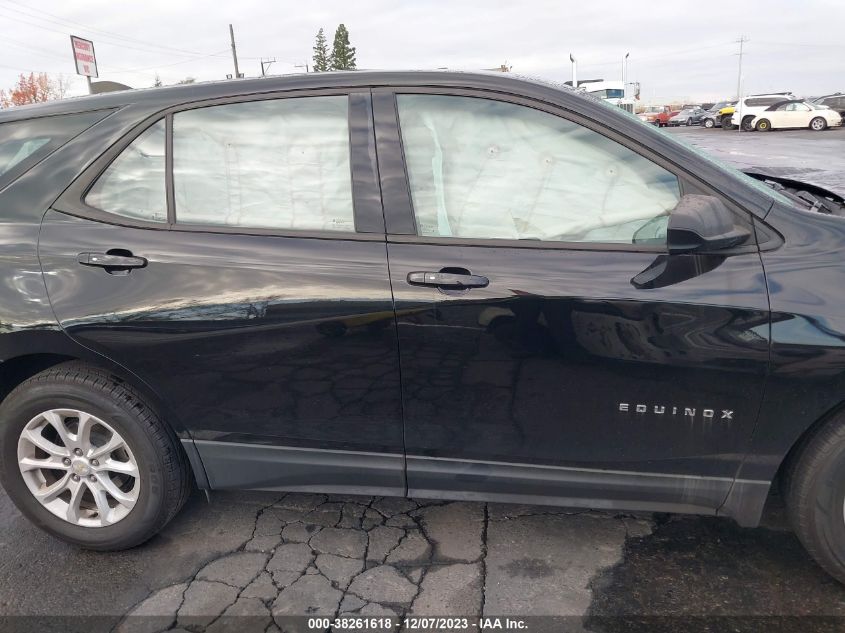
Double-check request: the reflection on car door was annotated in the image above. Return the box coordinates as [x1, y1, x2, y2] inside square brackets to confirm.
[377, 90, 770, 515]
[40, 92, 405, 495]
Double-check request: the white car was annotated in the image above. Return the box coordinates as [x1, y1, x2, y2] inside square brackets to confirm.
[751, 100, 843, 132]
[731, 93, 798, 130]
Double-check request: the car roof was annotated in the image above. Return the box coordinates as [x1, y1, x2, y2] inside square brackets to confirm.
[765, 99, 806, 111]
[0, 70, 590, 123]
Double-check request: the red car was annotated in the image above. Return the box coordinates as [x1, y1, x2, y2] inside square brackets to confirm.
[636, 106, 678, 127]
[655, 109, 680, 127]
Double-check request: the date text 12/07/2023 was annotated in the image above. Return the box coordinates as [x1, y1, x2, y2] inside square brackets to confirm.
[306, 617, 529, 631]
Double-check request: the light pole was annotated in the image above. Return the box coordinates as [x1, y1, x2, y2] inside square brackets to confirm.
[623, 52, 629, 99]
[569, 53, 577, 89]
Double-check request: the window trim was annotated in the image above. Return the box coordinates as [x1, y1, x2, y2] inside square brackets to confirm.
[373, 86, 757, 254]
[54, 88, 385, 241]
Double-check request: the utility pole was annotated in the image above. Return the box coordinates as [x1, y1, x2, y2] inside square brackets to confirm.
[229, 24, 241, 79]
[735, 35, 748, 100]
[735, 35, 749, 131]
[294, 62, 310, 73]
[260, 57, 276, 76]
[569, 53, 577, 89]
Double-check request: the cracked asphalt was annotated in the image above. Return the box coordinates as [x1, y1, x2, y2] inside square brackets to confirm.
[2, 126, 845, 632]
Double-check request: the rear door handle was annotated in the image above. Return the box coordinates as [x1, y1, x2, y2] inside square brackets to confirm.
[77, 252, 147, 269]
[407, 271, 489, 289]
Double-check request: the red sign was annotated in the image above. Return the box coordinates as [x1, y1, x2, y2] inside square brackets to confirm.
[70, 35, 98, 78]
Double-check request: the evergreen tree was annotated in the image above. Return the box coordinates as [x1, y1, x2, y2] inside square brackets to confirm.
[330, 24, 357, 70]
[312, 28, 330, 72]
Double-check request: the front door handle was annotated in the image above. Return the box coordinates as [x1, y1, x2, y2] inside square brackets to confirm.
[77, 252, 147, 269]
[407, 271, 489, 289]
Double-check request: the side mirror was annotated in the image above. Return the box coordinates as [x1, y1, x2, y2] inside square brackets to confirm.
[667, 194, 751, 254]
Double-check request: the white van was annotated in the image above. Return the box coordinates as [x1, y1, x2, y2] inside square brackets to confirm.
[731, 93, 798, 130]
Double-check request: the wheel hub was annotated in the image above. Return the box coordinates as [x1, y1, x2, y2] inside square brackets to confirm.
[71, 458, 91, 477]
[17, 408, 140, 528]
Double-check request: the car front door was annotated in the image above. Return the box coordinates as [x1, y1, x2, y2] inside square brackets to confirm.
[781, 102, 811, 127]
[375, 89, 770, 514]
[39, 91, 405, 495]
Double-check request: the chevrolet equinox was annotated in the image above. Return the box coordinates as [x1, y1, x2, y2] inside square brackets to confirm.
[2, 72, 845, 584]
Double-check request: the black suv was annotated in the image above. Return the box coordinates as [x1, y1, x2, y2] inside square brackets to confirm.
[814, 92, 845, 118]
[2, 71, 845, 583]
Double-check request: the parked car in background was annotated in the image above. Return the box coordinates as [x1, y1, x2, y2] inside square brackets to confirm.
[752, 100, 843, 132]
[655, 109, 679, 127]
[637, 105, 669, 125]
[700, 101, 734, 128]
[813, 93, 845, 118]
[668, 107, 706, 126]
[731, 93, 798, 130]
[718, 104, 738, 129]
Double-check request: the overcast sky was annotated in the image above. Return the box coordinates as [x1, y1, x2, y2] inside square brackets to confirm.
[2, 0, 844, 103]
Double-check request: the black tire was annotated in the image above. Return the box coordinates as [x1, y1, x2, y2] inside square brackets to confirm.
[784, 411, 845, 584]
[810, 117, 827, 132]
[756, 118, 772, 132]
[703, 118, 715, 129]
[721, 115, 734, 130]
[0, 362, 191, 550]
[741, 116, 756, 131]
[685, 118, 692, 126]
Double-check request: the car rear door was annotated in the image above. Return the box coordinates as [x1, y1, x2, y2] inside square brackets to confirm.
[39, 90, 405, 495]
[374, 88, 770, 514]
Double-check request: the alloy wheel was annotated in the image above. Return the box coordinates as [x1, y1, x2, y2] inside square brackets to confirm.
[17, 409, 140, 527]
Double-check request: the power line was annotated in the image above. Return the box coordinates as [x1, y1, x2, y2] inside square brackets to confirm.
[0, 8, 218, 61]
[573, 42, 734, 71]
[753, 40, 845, 49]
[6, 38, 71, 61]
[0, 0, 226, 59]
[113, 50, 231, 74]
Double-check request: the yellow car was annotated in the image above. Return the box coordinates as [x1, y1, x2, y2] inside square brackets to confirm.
[700, 101, 735, 129]
[717, 105, 736, 129]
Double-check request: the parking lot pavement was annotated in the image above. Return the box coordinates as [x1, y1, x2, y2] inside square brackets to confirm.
[2, 485, 845, 632]
[3, 127, 845, 632]
[665, 125, 845, 197]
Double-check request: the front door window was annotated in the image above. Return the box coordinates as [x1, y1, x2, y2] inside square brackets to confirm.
[397, 94, 681, 244]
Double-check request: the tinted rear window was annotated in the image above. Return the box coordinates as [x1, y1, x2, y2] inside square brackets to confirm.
[0, 110, 111, 189]
[745, 97, 783, 107]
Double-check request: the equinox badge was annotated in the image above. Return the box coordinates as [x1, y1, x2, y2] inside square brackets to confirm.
[618, 403, 734, 420]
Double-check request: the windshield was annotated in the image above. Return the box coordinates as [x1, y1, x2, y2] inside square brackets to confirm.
[589, 88, 625, 99]
[648, 122, 797, 208]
